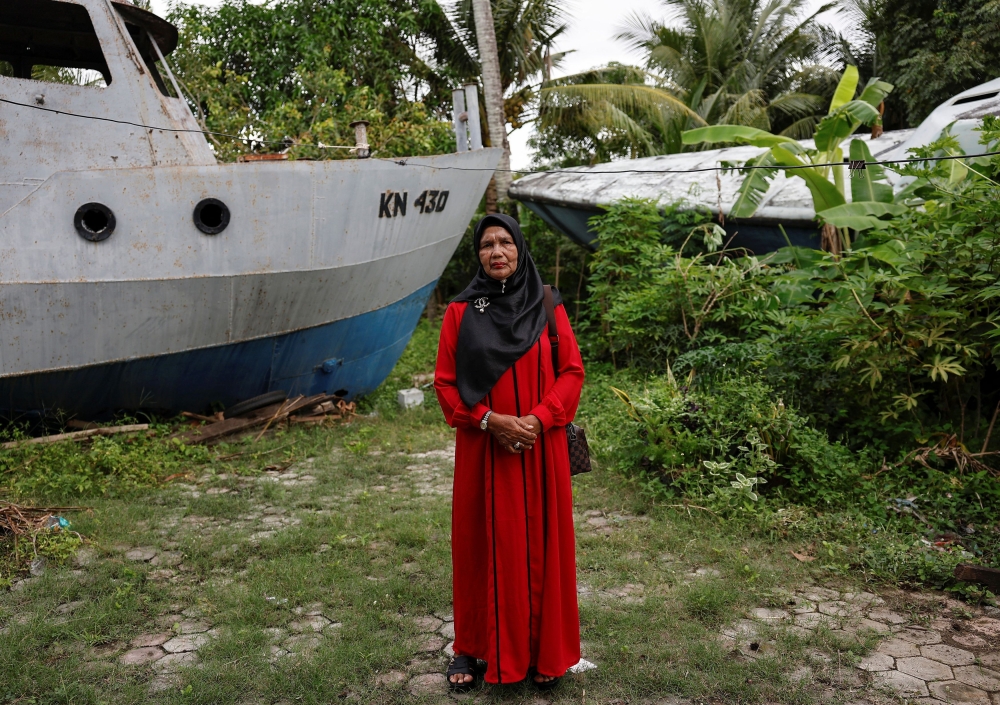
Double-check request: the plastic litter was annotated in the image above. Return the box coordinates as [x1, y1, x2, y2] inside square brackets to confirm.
[44, 516, 71, 530]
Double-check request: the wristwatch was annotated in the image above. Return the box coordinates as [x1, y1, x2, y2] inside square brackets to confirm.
[479, 410, 492, 431]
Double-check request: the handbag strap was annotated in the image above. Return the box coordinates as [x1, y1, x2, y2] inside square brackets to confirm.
[542, 285, 560, 378]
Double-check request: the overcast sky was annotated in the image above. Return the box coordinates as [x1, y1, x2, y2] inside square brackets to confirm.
[150, 0, 848, 167]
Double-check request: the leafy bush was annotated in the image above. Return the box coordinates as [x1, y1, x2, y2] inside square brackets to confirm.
[579, 123, 1000, 591]
[0, 429, 212, 501]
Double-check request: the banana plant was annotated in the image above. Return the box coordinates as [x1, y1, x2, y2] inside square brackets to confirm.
[681, 66, 894, 252]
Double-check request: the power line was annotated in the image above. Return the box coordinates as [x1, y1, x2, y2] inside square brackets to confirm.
[3, 96, 999, 174]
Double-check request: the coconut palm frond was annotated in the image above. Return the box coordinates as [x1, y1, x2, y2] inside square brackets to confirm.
[778, 115, 822, 139]
[540, 83, 706, 124]
[768, 92, 826, 118]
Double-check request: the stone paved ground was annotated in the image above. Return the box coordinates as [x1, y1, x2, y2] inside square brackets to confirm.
[725, 587, 1000, 704]
[4, 429, 999, 704]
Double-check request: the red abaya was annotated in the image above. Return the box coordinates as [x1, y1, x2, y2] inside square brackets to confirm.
[434, 300, 585, 684]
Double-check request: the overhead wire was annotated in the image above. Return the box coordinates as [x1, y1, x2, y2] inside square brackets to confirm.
[2, 96, 998, 173]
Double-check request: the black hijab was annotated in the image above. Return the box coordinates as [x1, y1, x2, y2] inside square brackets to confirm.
[453, 214, 562, 408]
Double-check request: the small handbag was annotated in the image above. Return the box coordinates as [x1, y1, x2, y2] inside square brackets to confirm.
[542, 285, 593, 476]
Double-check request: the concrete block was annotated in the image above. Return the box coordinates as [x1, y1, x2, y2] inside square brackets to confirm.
[397, 388, 425, 409]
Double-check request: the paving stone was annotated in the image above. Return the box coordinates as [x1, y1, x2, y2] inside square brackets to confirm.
[874, 669, 929, 696]
[801, 587, 840, 601]
[971, 618, 1000, 638]
[131, 633, 170, 647]
[408, 673, 449, 696]
[124, 547, 157, 562]
[414, 615, 444, 633]
[897, 656, 954, 681]
[175, 620, 210, 634]
[443, 641, 455, 657]
[416, 636, 448, 652]
[921, 644, 976, 666]
[148, 673, 182, 693]
[818, 601, 854, 617]
[721, 619, 760, 640]
[954, 665, 1000, 691]
[784, 625, 813, 639]
[795, 612, 836, 629]
[374, 671, 407, 686]
[981, 652, 1000, 669]
[73, 548, 96, 566]
[854, 618, 891, 634]
[148, 569, 176, 581]
[868, 609, 908, 625]
[791, 601, 817, 614]
[928, 681, 990, 704]
[857, 652, 894, 672]
[289, 616, 330, 633]
[954, 633, 990, 649]
[153, 652, 199, 672]
[439, 622, 455, 640]
[750, 608, 790, 621]
[162, 634, 210, 653]
[433, 610, 454, 622]
[897, 628, 943, 645]
[284, 634, 322, 651]
[843, 591, 884, 606]
[150, 551, 182, 567]
[120, 647, 165, 665]
[55, 600, 87, 614]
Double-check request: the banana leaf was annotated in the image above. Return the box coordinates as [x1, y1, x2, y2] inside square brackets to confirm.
[729, 150, 779, 217]
[817, 201, 907, 230]
[828, 65, 859, 112]
[858, 77, 893, 108]
[849, 139, 893, 203]
[771, 146, 846, 213]
[814, 101, 880, 151]
[681, 125, 801, 149]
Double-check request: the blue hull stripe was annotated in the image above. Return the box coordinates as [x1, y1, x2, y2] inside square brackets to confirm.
[0, 281, 437, 417]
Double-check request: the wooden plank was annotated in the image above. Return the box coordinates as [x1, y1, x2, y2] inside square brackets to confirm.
[1, 424, 150, 449]
[954, 564, 1000, 593]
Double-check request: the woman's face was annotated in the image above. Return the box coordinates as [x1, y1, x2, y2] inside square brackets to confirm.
[478, 225, 518, 281]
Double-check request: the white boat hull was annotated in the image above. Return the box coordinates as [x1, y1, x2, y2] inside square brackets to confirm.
[0, 150, 501, 413]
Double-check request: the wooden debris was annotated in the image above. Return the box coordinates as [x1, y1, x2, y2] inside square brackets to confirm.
[954, 563, 1000, 593]
[1, 424, 150, 449]
[0, 502, 87, 537]
[178, 394, 354, 445]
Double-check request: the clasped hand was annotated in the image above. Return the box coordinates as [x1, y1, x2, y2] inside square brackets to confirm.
[486, 413, 542, 454]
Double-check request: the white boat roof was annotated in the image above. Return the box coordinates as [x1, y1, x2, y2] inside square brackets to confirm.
[511, 130, 911, 226]
[510, 76, 1000, 229]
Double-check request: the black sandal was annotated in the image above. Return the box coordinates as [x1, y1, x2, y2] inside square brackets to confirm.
[446, 655, 479, 692]
[531, 669, 561, 691]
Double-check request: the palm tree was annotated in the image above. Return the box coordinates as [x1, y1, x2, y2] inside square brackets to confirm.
[534, 0, 839, 165]
[450, 0, 569, 206]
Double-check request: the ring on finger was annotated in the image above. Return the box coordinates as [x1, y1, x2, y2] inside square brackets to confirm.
[513, 441, 522, 450]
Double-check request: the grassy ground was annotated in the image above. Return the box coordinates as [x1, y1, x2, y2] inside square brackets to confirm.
[1, 319, 996, 704]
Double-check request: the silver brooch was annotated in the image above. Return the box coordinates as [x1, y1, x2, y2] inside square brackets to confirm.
[473, 297, 490, 313]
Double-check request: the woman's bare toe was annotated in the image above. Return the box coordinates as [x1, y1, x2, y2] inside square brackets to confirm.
[449, 674, 473, 684]
[533, 674, 556, 683]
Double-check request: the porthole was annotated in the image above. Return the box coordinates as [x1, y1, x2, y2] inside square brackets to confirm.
[193, 198, 230, 235]
[74, 203, 116, 242]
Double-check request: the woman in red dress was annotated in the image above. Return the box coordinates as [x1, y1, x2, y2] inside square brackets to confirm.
[434, 214, 585, 691]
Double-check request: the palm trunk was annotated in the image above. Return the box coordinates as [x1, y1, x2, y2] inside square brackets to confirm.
[471, 0, 511, 206]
